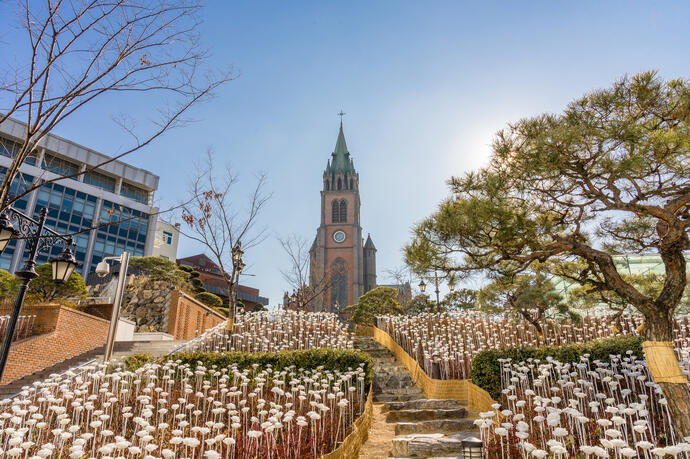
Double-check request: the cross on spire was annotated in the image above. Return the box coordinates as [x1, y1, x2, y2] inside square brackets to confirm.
[337, 110, 346, 126]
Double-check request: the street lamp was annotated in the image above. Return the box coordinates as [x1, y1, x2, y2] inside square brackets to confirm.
[94, 251, 130, 362]
[226, 241, 244, 330]
[50, 246, 79, 283]
[0, 213, 18, 254]
[448, 275, 456, 292]
[0, 207, 80, 381]
[418, 279, 426, 293]
[433, 271, 441, 310]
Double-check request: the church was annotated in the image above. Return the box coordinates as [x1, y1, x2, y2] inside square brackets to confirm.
[309, 120, 377, 313]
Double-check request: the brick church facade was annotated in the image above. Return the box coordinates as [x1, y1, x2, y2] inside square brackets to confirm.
[309, 121, 377, 313]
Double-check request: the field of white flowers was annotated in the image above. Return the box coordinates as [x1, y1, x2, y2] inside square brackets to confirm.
[478, 351, 690, 458]
[377, 313, 690, 380]
[377, 312, 690, 458]
[0, 312, 367, 459]
[180, 311, 353, 354]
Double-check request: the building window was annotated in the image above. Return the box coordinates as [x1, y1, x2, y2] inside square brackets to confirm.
[83, 170, 116, 192]
[339, 199, 347, 222]
[90, 200, 149, 268]
[162, 230, 173, 245]
[349, 178, 353, 189]
[325, 180, 330, 191]
[331, 199, 347, 223]
[337, 178, 342, 190]
[43, 154, 80, 177]
[29, 181, 96, 272]
[0, 138, 37, 166]
[121, 181, 149, 204]
[332, 200, 340, 223]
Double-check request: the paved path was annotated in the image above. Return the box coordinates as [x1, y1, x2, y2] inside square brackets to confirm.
[354, 336, 478, 458]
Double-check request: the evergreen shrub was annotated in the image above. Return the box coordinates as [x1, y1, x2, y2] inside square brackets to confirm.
[195, 291, 223, 307]
[471, 335, 644, 400]
[123, 348, 374, 386]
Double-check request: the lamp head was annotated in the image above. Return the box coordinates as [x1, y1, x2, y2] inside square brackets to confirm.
[0, 213, 17, 256]
[50, 245, 79, 283]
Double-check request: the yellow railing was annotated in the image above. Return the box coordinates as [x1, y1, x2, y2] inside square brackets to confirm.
[320, 383, 374, 459]
[371, 325, 498, 413]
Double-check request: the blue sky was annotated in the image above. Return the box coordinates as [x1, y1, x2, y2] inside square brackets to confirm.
[4, 1, 690, 306]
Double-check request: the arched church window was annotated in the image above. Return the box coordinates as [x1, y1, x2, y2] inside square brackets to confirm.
[349, 178, 353, 189]
[330, 259, 347, 311]
[337, 178, 342, 190]
[339, 199, 347, 222]
[325, 180, 330, 191]
[331, 200, 340, 223]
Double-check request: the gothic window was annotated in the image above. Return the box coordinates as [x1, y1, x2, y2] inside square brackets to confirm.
[332, 199, 347, 223]
[339, 199, 347, 222]
[349, 178, 353, 189]
[325, 180, 330, 191]
[337, 178, 342, 190]
[331, 199, 340, 223]
[330, 259, 347, 311]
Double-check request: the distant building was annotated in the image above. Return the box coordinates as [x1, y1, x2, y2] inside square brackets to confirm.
[309, 121, 377, 313]
[152, 221, 180, 260]
[552, 253, 690, 315]
[379, 282, 413, 304]
[0, 117, 159, 274]
[176, 253, 269, 311]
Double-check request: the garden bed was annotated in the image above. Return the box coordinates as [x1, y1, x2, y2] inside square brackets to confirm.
[0, 347, 373, 459]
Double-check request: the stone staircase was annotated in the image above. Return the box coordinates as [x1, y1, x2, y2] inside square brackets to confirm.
[354, 336, 477, 458]
[0, 339, 186, 399]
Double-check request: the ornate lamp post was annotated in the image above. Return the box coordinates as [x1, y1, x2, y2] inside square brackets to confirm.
[418, 273, 441, 311]
[226, 241, 244, 330]
[0, 207, 79, 381]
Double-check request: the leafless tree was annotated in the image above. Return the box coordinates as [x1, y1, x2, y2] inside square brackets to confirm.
[0, 0, 232, 213]
[278, 234, 330, 312]
[180, 152, 270, 320]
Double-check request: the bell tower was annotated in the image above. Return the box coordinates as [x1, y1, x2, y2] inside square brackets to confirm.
[309, 115, 376, 313]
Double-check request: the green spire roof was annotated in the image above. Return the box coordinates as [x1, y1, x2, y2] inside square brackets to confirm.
[324, 122, 357, 176]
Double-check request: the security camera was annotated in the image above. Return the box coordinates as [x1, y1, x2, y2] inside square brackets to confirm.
[95, 260, 110, 278]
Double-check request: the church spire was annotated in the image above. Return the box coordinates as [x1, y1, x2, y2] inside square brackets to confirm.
[325, 114, 356, 176]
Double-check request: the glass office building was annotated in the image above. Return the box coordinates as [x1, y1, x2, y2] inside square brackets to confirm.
[0, 117, 159, 274]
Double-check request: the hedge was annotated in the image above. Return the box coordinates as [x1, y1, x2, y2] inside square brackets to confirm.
[471, 335, 644, 400]
[122, 348, 374, 386]
[195, 291, 223, 307]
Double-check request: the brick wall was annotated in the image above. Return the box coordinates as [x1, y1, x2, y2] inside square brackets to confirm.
[0, 303, 62, 335]
[167, 290, 225, 340]
[1, 306, 110, 384]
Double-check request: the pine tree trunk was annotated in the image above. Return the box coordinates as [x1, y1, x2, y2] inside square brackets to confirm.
[644, 311, 690, 440]
[657, 381, 690, 441]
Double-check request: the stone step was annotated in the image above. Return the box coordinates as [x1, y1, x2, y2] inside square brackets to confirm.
[373, 393, 426, 403]
[386, 408, 468, 423]
[385, 399, 465, 412]
[395, 419, 478, 435]
[383, 387, 423, 396]
[375, 376, 416, 389]
[390, 432, 476, 457]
